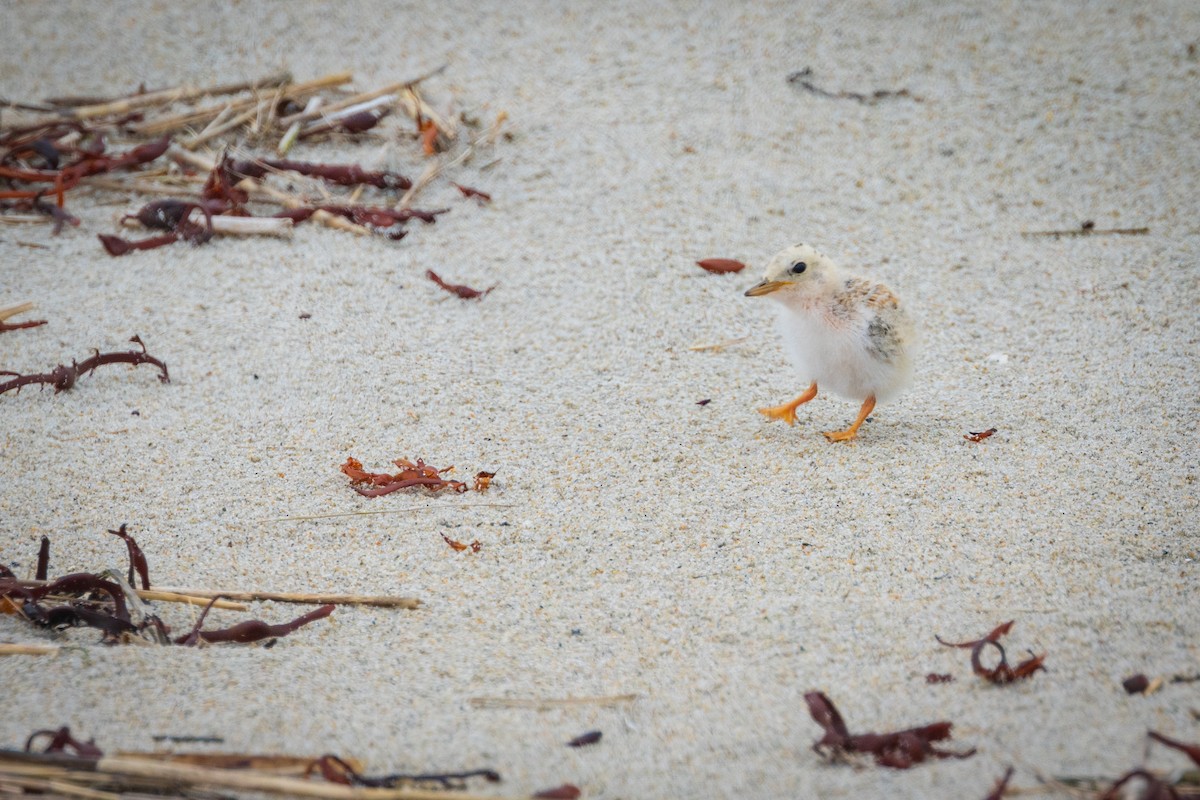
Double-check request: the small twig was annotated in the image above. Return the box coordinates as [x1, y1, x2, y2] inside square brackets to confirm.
[0, 643, 60, 657]
[469, 693, 639, 710]
[787, 67, 922, 104]
[67, 71, 293, 120]
[278, 97, 322, 155]
[0, 299, 39, 321]
[131, 72, 351, 136]
[267, 503, 515, 522]
[299, 96, 394, 138]
[688, 336, 749, 352]
[123, 214, 294, 237]
[11, 579, 248, 610]
[148, 587, 422, 609]
[181, 103, 264, 150]
[1021, 220, 1150, 238]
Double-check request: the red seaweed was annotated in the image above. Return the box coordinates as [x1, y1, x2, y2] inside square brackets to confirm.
[107, 523, 150, 590]
[231, 158, 411, 190]
[341, 457, 469, 496]
[804, 691, 975, 769]
[99, 232, 179, 256]
[533, 784, 582, 800]
[567, 730, 602, 748]
[122, 198, 214, 244]
[936, 621, 1046, 684]
[982, 767, 1015, 800]
[24, 726, 103, 758]
[175, 597, 333, 645]
[35, 536, 50, 580]
[0, 335, 169, 395]
[964, 427, 998, 442]
[1149, 731, 1200, 767]
[0, 317, 48, 333]
[1098, 769, 1182, 800]
[307, 754, 500, 789]
[452, 182, 491, 202]
[426, 269, 495, 299]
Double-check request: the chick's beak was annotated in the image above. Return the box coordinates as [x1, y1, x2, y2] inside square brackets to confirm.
[744, 280, 788, 297]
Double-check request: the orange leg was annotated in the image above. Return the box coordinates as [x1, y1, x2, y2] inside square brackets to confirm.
[824, 395, 876, 442]
[758, 382, 818, 426]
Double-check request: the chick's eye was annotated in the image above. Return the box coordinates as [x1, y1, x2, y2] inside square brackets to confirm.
[790, 261, 807, 274]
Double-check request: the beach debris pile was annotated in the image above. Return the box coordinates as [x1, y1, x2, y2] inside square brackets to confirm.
[2, 728, 509, 798]
[0, 526, 419, 651]
[0, 69, 507, 255]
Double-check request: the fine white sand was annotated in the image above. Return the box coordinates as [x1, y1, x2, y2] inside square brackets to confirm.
[2, 2, 1198, 797]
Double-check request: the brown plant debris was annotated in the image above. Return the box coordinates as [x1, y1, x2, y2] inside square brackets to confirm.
[0, 335, 168, 395]
[696, 258, 746, 274]
[106, 523, 151, 590]
[935, 620, 1046, 684]
[787, 67, 923, 104]
[307, 753, 501, 790]
[427, 268, 496, 299]
[341, 456, 469, 496]
[5, 731, 516, 799]
[2, 529, 340, 648]
[925, 673, 955, 684]
[25, 726, 104, 758]
[1123, 673, 1151, 694]
[983, 767, 1015, 800]
[1022, 220, 1150, 238]
[533, 785, 582, 800]
[0, 302, 47, 333]
[964, 427, 997, 442]
[174, 596, 333, 646]
[473, 470, 496, 491]
[804, 691, 975, 769]
[452, 182, 491, 202]
[566, 731, 602, 748]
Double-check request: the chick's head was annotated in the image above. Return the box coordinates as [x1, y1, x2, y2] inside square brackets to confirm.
[744, 243, 839, 300]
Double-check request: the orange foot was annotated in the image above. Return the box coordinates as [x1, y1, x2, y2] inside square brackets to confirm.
[758, 382, 817, 426]
[823, 395, 876, 443]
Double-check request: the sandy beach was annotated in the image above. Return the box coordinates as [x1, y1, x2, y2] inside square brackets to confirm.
[2, 1, 1198, 797]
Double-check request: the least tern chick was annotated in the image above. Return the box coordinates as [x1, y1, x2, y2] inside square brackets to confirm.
[744, 243, 915, 442]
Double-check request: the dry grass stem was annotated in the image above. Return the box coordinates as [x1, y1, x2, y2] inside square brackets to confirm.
[0, 302, 36, 322]
[11, 579, 248, 610]
[469, 693, 639, 710]
[0, 753, 506, 800]
[278, 97, 322, 155]
[120, 215, 294, 237]
[134, 72, 351, 136]
[0, 643, 60, 657]
[181, 103, 264, 150]
[689, 336, 750, 352]
[268, 503, 516, 522]
[68, 71, 292, 120]
[149, 587, 422, 609]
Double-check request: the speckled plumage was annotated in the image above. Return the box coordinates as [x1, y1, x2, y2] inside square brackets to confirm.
[745, 243, 916, 440]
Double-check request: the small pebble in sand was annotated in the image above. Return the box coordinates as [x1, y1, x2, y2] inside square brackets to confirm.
[745, 243, 916, 442]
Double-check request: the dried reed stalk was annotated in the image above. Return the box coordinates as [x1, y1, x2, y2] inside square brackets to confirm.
[0, 302, 36, 322]
[69, 72, 293, 120]
[9, 580, 247, 611]
[133, 72, 351, 136]
[148, 588, 421, 609]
